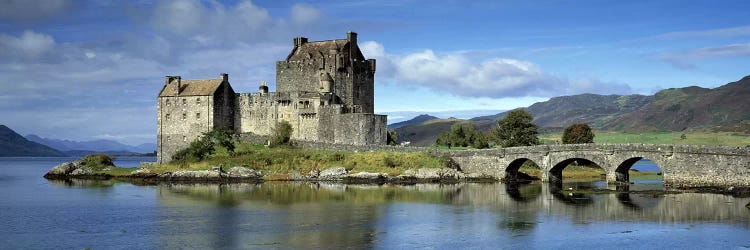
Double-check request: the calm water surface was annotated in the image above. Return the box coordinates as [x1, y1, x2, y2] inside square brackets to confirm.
[1, 157, 749, 249]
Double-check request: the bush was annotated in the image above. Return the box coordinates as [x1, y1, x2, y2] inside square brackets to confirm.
[79, 154, 115, 170]
[562, 123, 595, 144]
[387, 129, 398, 145]
[171, 128, 237, 163]
[434, 122, 490, 149]
[270, 121, 293, 147]
[494, 109, 540, 147]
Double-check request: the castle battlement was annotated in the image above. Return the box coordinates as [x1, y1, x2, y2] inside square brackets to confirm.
[156, 32, 386, 163]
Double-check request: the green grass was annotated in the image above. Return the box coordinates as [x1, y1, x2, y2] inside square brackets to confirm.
[100, 142, 447, 178]
[539, 131, 750, 146]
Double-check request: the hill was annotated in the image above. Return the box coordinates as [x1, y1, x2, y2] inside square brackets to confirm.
[602, 75, 750, 132]
[26, 135, 156, 154]
[388, 114, 439, 129]
[396, 75, 750, 146]
[0, 125, 66, 157]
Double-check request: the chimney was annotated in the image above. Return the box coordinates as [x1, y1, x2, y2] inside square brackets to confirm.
[176, 76, 182, 96]
[220, 73, 228, 82]
[347, 31, 357, 45]
[293, 37, 308, 47]
[165, 75, 173, 85]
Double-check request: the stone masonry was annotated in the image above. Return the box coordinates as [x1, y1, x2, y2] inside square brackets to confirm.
[157, 32, 386, 163]
[446, 144, 750, 188]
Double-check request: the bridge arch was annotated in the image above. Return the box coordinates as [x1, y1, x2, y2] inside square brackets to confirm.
[504, 158, 542, 182]
[614, 157, 666, 184]
[548, 157, 606, 183]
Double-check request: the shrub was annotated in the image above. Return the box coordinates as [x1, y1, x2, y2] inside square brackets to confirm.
[171, 128, 237, 163]
[79, 154, 115, 170]
[434, 122, 490, 149]
[562, 123, 595, 144]
[387, 129, 398, 145]
[270, 121, 293, 147]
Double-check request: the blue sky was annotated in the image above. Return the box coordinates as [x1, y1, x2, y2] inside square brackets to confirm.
[1, 0, 749, 145]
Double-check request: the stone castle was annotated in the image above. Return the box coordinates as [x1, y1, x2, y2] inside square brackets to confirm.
[157, 32, 387, 163]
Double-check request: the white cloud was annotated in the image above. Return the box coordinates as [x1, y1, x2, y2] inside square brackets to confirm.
[0, 1, 329, 144]
[290, 4, 321, 26]
[365, 41, 631, 98]
[659, 43, 750, 69]
[0, 0, 71, 21]
[653, 25, 750, 40]
[150, 0, 204, 35]
[0, 30, 56, 58]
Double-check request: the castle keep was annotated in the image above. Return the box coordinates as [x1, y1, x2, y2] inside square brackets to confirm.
[157, 32, 387, 163]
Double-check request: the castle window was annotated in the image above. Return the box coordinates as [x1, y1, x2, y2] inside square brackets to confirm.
[196, 98, 201, 104]
[183, 136, 187, 142]
[166, 136, 170, 142]
[182, 113, 187, 120]
[166, 113, 171, 120]
[196, 112, 200, 119]
[166, 99, 170, 106]
[182, 98, 187, 105]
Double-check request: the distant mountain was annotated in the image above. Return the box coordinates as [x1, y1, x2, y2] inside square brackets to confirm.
[602, 76, 750, 132]
[397, 75, 750, 146]
[25, 135, 156, 154]
[388, 114, 440, 129]
[0, 125, 66, 157]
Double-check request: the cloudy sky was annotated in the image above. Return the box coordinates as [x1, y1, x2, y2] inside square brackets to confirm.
[1, 0, 749, 145]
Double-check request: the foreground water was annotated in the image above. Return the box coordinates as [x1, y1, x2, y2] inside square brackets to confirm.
[1, 157, 749, 249]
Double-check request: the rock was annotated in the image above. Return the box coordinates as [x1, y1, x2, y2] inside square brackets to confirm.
[466, 172, 498, 181]
[167, 170, 224, 181]
[70, 167, 93, 176]
[46, 161, 79, 176]
[227, 167, 263, 179]
[304, 169, 321, 179]
[344, 171, 387, 184]
[348, 172, 386, 179]
[413, 168, 464, 180]
[319, 167, 347, 180]
[129, 168, 158, 178]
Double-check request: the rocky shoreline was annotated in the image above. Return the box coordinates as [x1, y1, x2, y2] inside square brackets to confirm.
[42, 159, 750, 198]
[43, 159, 497, 184]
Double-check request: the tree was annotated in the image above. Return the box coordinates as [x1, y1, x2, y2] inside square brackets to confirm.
[680, 133, 687, 140]
[562, 123, 595, 144]
[270, 121, 293, 147]
[171, 128, 237, 163]
[494, 109, 539, 147]
[386, 129, 398, 145]
[434, 122, 490, 149]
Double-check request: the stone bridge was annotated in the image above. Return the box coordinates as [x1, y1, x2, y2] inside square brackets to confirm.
[445, 144, 750, 188]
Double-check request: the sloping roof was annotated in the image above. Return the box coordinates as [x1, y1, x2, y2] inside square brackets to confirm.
[287, 39, 349, 61]
[159, 79, 224, 97]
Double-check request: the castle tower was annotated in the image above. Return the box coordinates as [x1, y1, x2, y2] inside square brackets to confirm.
[276, 31, 375, 113]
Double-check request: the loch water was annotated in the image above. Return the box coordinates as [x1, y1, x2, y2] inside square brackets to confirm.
[1, 157, 749, 249]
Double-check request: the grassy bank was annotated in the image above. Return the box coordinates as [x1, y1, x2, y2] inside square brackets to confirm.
[98, 142, 447, 178]
[540, 131, 750, 146]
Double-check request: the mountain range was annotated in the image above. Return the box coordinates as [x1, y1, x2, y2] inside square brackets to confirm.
[25, 134, 156, 154]
[0, 125, 66, 157]
[396, 75, 750, 146]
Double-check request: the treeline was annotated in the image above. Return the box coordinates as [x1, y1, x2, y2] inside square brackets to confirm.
[434, 109, 594, 149]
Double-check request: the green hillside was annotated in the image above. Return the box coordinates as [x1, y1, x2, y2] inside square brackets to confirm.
[0, 125, 66, 157]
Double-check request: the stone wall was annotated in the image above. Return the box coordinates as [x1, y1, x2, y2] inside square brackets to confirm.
[157, 95, 214, 163]
[445, 144, 750, 188]
[333, 113, 387, 145]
